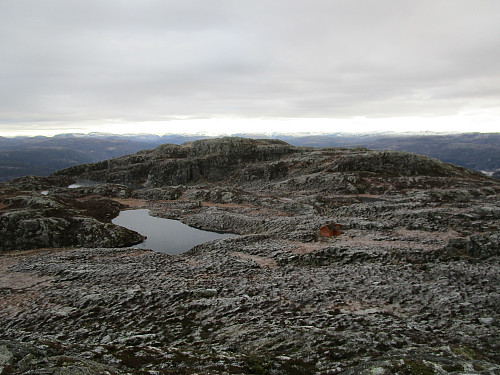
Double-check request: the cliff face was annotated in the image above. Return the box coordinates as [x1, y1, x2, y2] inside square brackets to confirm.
[54, 137, 298, 186]
[1, 137, 499, 374]
[53, 136, 484, 190]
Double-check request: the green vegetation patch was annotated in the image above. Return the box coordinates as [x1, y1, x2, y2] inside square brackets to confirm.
[450, 345, 483, 361]
[391, 359, 435, 375]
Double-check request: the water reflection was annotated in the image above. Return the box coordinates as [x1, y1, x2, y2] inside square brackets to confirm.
[112, 209, 235, 255]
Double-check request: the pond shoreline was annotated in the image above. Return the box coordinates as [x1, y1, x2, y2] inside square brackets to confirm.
[112, 208, 236, 254]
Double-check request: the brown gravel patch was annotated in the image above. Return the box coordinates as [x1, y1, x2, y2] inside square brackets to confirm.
[111, 198, 148, 208]
[284, 241, 330, 254]
[201, 202, 291, 217]
[393, 227, 462, 243]
[229, 251, 277, 268]
[119, 250, 154, 258]
[0, 270, 53, 291]
[90, 249, 153, 260]
[201, 202, 252, 209]
[0, 251, 55, 317]
[0, 247, 71, 258]
[337, 236, 441, 250]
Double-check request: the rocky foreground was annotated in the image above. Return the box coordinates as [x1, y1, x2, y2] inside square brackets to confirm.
[1, 137, 499, 374]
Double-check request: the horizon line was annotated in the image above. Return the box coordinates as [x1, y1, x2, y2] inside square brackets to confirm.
[2, 130, 498, 139]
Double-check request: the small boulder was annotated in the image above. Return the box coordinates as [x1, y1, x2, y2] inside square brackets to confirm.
[319, 223, 342, 237]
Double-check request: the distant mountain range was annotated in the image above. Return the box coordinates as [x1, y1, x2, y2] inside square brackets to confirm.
[1, 132, 499, 181]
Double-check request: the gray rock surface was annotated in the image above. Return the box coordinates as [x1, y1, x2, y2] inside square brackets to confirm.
[54, 137, 298, 186]
[1, 241, 499, 374]
[1, 137, 499, 374]
[53, 137, 485, 191]
[0, 192, 144, 251]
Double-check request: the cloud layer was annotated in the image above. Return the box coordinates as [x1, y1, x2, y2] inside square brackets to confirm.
[1, 1, 500, 133]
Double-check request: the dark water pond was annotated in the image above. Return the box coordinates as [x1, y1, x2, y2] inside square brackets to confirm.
[112, 209, 235, 255]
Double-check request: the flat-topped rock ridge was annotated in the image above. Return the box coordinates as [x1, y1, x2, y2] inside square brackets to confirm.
[52, 137, 485, 188]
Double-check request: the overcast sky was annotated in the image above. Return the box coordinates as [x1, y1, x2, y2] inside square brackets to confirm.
[1, 0, 500, 136]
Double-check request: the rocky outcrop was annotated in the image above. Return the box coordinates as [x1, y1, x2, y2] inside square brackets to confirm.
[0, 211, 144, 250]
[328, 149, 479, 176]
[8, 137, 496, 252]
[0, 339, 118, 374]
[3, 175, 76, 191]
[53, 137, 298, 186]
[1, 244, 499, 374]
[0, 192, 144, 251]
[52, 138, 493, 197]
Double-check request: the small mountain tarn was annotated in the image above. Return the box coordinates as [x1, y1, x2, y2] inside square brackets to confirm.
[112, 208, 236, 254]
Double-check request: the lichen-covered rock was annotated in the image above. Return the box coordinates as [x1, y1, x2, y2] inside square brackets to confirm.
[52, 138, 495, 196]
[0, 210, 144, 251]
[329, 149, 479, 177]
[132, 186, 184, 200]
[53, 137, 298, 186]
[0, 191, 144, 251]
[75, 183, 133, 198]
[4, 175, 76, 191]
[0, 340, 119, 374]
[1, 245, 499, 374]
[443, 233, 500, 259]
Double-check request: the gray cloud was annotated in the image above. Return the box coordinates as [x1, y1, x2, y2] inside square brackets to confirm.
[1, 0, 500, 132]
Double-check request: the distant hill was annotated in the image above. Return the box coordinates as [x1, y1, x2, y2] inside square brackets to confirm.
[271, 133, 500, 173]
[0, 135, 160, 181]
[0, 132, 498, 181]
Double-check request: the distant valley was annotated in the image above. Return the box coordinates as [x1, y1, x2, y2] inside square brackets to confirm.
[0, 134, 161, 181]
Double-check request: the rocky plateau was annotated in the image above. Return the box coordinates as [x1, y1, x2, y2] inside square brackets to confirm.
[1, 137, 499, 374]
